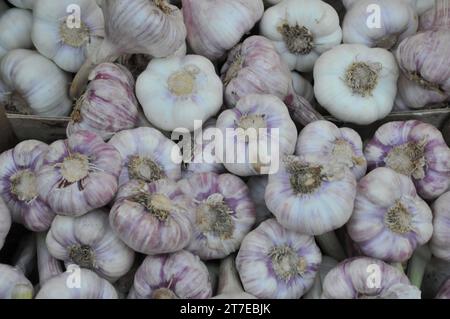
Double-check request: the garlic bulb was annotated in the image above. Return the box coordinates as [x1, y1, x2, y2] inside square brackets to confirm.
[343, 0, 418, 49]
[212, 255, 256, 299]
[420, 0, 449, 30]
[430, 192, 450, 261]
[314, 44, 399, 125]
[7, 0, 35, 9]
[296, 120, 367, 180]
[37, 131, 122, 217]
[0, 196, 11, 250]
[216, 94, 298, 176]
[236, 218, 322, 299]
[0, 264, 33, 299]
[108, 127, 181, 188]
[67, 63, 140, 141]
[436, 278, 450, 299]
[221, 36, 292, 107]
[32, 0, 105, 73]
[110, 179, 193, 255]
[136, 54, 223, 132]
[395, 30, 450, 109]
[181, 0, 264, 60]
[347, 167, 433, 262]
[260, 0, 342, 72]
[36, 268, 118, 299]
[0, 140, 56, 232]
[322, 257, 421, 299]
[178, 172, 256, 260]
[247, 176, 273, 226]
[291, 71, 314, 103]
[265, 155, 357, 235]
[364, 120, 450, 199]
[70, 0, 186, 98]
[0, 8, 33, 60]
[130, 250, 212, 299]
[36, 232, 63, 284]
[46, 209, 135, 281]
[0, 49, 72, 116]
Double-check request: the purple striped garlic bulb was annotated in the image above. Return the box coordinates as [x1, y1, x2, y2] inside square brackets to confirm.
[216, 94, 298, 176]
[347, 167, 433, 262]
[130, 250, 212, 299]
[46, 209, 135, 282]
[296, 120, 367, 180]
[0, 264, 34, 299]
[395, 30, 450, 109]
[265, 155, 357, 235]
[67, 63, 139, 141]
[35, 269, 118, 299]
[322, 257, 421, 299]
[364, 120, 450, 200]
[37, 131, 122, 216]
[247, 176, 273, 226]
[181, 0, 264, 61]
[430, 191, 450, 261]
[236, 218, 322, 299]
[108, 127, 181, 188]
[0, 197, 11, 250]
[436, 278, 450, 299]
[0, 140, 55, 231]
[178, 172, 256, 260]
[110, 179, 193, 255]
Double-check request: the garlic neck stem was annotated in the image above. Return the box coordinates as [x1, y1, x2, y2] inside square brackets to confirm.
[284, 86, 323, 125]
[407, 244, 431, 288]
[36, 232, 63, 284]
[315, 231, 346, 262]
[217, 256, 244, 295]
[13, 234, 36, 276]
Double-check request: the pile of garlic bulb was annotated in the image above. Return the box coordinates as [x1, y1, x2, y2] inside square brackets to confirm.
[1, 0, 450, 300]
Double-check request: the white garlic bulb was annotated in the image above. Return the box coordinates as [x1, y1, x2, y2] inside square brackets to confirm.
[32, 0, 105, 73]
[0, 264, 34, 299]
[314, 44, 399, 125]
[136, 54, 223, 132]
[7, 0, 35, 9]
[36, 269, 119, 299]
[236, 218, 322, 299]
[181, 0, 264, 60]
[0, 196, 11, 250]
[46, 209, 135, 282]
[0, 49, 72, 116]
[296, 120, 367, 180]
[265, 155, 357, 235]
[0, 8, 33, 60]
[260, 0, 342, 72]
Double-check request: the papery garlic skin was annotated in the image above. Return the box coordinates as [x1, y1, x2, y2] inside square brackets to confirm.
[436, 278, 450, 299]
[221, 36, 292, 107]
[291, 72, 314, 103]
[236, 218, 322, 299]
[314, 44, 399, 125]
[36, 232, 63, 284]
[108, 127, 181, 188]
[178, 173, 256, 260]
[136, 55, 223, 132]
[364, 120, 450, 200]
[265, 155, 357, 235]
[247, 176, 273, 226]
[430, 192, 450, 261]
[420, 0, 449, 30]
[0, 197, 11, 250]
[110, 179, 193, 255]
[347, 167, 433, 262]
[295, 120, 367, 180]
[32, 0, 105, 73]
[405, 0, 436, 15]
[131, 250, 212, 299]
[322, 257, 419, 299]
[46, 209, 135, 281]
[216, 94, 298, 176]
[260, 0, 342, 72]
[0, 140, 56, 232]
[181, 0, 264, 60]
[36, 269, 118, 299]
[7, 0, 35, 9]
[395, 30, 450, 109]
[67, 63, 139, 141]
[0, 49, 72, 116]
[343, 0, 418, 49]
[37, 131, 122, 217]
[0, 264, 33, 299]
[0, 8, 33, 59]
